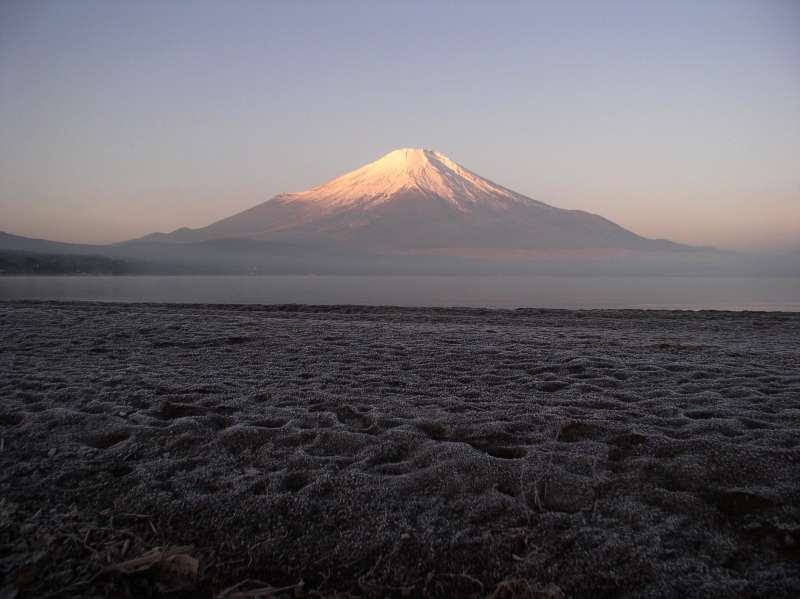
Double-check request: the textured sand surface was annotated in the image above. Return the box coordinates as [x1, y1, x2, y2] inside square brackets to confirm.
[1, 301, 799, 598]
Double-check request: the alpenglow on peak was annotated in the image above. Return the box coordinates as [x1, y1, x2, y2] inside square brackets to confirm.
[275, 148, 540, 210]
[140, 147, 675, 254]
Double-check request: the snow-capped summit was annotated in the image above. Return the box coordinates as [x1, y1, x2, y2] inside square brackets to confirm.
[283, 148, 544, 212]
[140, 149, 685, 253]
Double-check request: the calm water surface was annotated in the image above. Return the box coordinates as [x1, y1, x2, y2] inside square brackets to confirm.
[1, 275, 798, 311]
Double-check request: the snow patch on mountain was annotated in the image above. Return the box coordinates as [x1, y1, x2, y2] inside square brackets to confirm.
[272, 149, 546, 211]
[130, 148, 702, 254]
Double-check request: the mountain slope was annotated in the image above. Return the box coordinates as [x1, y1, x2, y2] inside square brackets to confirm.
[140, 149, 690, 252]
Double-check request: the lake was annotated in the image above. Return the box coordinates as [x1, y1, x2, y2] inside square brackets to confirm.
[1, 275, 798, 311]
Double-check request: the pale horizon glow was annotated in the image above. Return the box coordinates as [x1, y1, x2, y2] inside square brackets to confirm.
[1, 1, 798, 253]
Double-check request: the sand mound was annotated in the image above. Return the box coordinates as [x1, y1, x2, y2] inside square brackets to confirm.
[1, 301, 798, 598]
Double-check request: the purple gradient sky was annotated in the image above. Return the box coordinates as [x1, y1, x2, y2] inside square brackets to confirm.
[1, 0, 798, 252]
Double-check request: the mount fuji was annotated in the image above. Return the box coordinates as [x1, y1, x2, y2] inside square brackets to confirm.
[141, 149, 689, 255]
[7, 149, 780, 275]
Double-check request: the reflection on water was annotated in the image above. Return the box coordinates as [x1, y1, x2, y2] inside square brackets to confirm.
[0, 275, 798, 311]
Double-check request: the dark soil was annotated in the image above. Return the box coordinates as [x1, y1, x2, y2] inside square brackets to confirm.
[1, 301, 799, 598]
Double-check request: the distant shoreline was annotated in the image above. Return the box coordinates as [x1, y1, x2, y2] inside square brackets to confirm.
[2, 297, 799, 314]
[2, 274, 799, 312]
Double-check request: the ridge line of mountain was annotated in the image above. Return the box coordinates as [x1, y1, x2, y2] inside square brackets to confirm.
[131, 149, 711, 254]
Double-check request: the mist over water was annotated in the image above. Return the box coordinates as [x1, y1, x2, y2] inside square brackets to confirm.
[1, 275, 798, 311]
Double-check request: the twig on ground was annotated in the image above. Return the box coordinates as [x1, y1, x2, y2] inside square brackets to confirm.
[101, 544, 194, 572]
[590, 454, 606, 523]
[518, 464, 536, 523]
[214, 579, 270, 599]
[223, 581, 304, 599]
[591, 458, 600, 522]
[453, 397, 489, 411]
[438, 572, 484, 593]
[101, 511, 155, 521]
[36, 570, 106, 599]
[541, 416, 567, 504]
[121, 443, 141, 461]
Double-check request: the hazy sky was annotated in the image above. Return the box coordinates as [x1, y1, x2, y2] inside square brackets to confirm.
[1, 1, 798, 252]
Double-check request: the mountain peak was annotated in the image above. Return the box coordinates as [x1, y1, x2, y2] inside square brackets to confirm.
[278, 148, 534, 211]
[378, 148, 448, 169]
[358, 148, 440, 179]
[383, 147, 434, 160]
[139, 148, 668, 253]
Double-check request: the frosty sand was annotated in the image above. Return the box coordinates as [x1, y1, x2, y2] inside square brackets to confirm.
[1, 301, 798, 598]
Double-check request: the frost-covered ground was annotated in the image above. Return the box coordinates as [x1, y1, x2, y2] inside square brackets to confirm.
[1, 301, 799, 598]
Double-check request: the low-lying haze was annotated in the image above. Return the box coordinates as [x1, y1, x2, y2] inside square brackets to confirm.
[1, 1, 798, 252]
